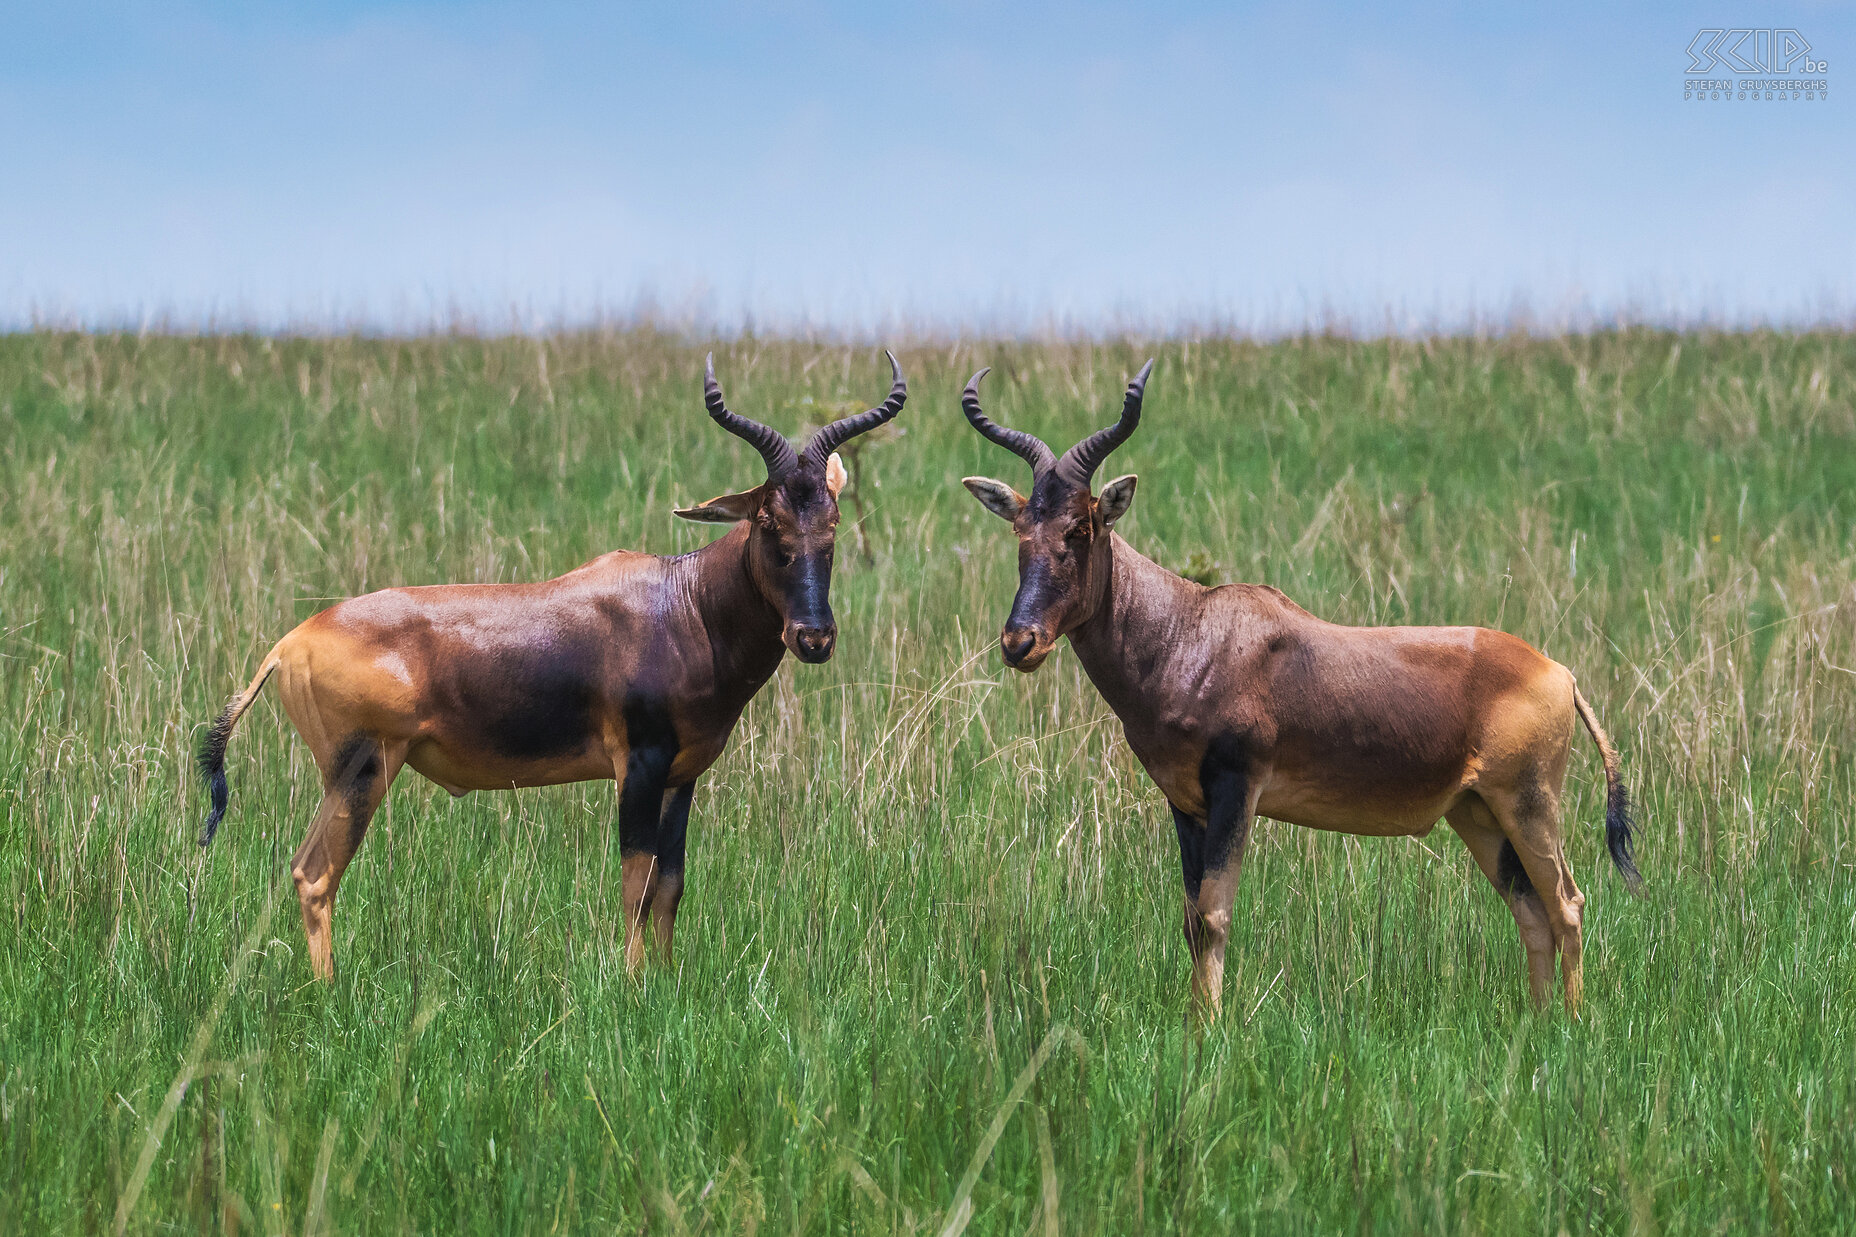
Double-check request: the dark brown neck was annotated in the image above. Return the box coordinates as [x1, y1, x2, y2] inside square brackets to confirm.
[1065, 533, 1205, 719]
[678, 523, 788, 696]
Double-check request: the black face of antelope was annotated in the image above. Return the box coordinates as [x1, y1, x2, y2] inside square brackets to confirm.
[961, 361, 1150, 671]
[197, 351, 905, 980]
[960, 359, 1639, 1020]
[673, 353, 880, 663]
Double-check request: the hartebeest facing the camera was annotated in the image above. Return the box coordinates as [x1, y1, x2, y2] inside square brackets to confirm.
[198, 352, 906, 979]
[959, 361, 1639, 1017]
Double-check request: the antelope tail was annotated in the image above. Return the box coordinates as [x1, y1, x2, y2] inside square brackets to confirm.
[1572, 684, 1642, 892]
[196, 648, 282, 847]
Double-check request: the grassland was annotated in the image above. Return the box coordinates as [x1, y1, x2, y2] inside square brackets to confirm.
[1, 328, 1853, 1234]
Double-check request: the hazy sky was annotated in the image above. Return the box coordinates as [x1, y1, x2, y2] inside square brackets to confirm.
[3, 2, 1850, 333]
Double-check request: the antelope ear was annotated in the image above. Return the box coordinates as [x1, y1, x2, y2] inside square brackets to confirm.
[674, 487, 762, 523]
[825, 452, 849, 499]
[1096, 474, 1138, 526]
[962, 476, 1026, 521]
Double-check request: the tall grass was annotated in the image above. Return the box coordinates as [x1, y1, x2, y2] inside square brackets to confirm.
[1, 328, 1852, 1234]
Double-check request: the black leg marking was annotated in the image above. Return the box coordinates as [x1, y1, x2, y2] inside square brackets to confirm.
[1497, 839, 1536, 895]
[618, 695, 678, 857]
[331, 733, 384, 851]
[618, 747, 674, 856]
[1199, 735, 1253, 878]
[656, 784, 695, 877]
[1171, 802, 1204, 902]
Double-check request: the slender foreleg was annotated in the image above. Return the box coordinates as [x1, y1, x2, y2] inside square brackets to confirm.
[650, 783, 695, 963]
[1170, 800, 1207, 975]
[1188, 748, 1256, 1020]
[617, 742, 675, 975]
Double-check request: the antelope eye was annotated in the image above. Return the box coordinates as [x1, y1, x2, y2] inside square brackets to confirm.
[1064, 522, 1089, 542]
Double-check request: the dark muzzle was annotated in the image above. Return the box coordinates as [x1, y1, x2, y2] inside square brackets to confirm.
[790, 623, 837, 663]
[1000, 624, 1054, 671]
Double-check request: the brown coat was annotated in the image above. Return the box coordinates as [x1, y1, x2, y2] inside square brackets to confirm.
[960, 361, 1638, 1017]
[199, 353, 906, 979]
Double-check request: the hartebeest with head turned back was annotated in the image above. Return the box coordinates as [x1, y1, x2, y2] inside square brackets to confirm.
[959, 360, 1640, 1017]
[197, 351, 906, 979]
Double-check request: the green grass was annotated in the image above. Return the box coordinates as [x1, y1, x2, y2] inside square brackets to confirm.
[2, 328, 1853, 1234]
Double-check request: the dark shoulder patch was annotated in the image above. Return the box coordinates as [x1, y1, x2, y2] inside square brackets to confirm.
[622, 694, 678, 756]
[1199, 729, 1255, 781]
[473, 636, 601, 760]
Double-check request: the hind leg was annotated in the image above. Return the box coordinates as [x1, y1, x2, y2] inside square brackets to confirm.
[1479, 782, 1586, 1016]
[293, 735, 406, 980]
[1447, 797, 1556, 1009]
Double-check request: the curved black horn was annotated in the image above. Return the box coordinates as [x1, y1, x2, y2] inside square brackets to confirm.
[1054, 357, 1153, 487]
[960, 367, 1056, 475]
[703, 353, 798, 481]
[804, 350, 908, 463]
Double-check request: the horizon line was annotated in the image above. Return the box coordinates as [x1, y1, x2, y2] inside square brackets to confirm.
[7, 294, 1855, 344]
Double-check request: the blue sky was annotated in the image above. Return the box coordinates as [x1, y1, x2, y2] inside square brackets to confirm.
[2, 2, 1850, 333]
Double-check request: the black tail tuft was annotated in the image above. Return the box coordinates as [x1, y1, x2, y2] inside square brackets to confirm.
[1605, 778, 1642, 893]
[197, 705, 237, 847]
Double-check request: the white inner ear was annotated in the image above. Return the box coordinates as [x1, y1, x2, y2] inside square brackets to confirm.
[1096, 474, 1138, 526]
[825, 452, 849, 499]
[962, 476, 1026, 522]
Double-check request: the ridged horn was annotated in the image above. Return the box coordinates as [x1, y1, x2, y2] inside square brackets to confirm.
[804, 350, 907, 463]
[703, 353, 798, 481]
[1054, 358, 1153, 487]
[960, 367, 1056, 474]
